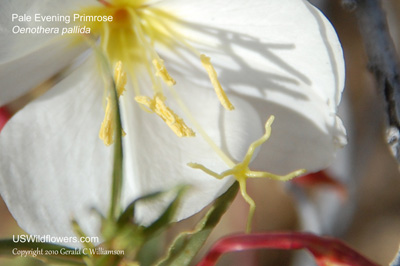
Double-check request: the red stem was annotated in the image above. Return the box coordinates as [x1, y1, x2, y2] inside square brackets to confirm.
[196, 232, 381, 266]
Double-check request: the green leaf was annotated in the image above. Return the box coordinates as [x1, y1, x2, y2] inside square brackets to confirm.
[155, 182, 239, 266]
[0, 239, 86, 265]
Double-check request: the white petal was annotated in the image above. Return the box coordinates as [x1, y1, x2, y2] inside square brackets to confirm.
[0, 0, 92, 105]
[0, 0, 89, 62]
[120, 76, 263, 224]
[157, 0, 346, 174]
[295, 95, 355, 235]
[0, 41, 87, 106]
[0, 56, 112, 244]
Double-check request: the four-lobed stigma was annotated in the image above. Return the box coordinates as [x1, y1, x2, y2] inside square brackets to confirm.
[188, 116, 306, 232]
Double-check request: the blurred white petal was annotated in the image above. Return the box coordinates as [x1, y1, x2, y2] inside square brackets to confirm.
[0, 57, 112, 241]
[0, 0, 91, 105]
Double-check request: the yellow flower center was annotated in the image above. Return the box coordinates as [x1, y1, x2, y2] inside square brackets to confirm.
[77, 0, 234, 141]
[112, 8, 129, 25]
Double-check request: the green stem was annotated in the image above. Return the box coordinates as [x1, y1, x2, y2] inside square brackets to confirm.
[91, 42, 124, 222]
[108, 67, 124, 221]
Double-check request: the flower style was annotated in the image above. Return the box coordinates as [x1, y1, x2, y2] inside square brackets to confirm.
[0, 0, 346, 242]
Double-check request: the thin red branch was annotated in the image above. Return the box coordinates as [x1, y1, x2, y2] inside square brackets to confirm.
[196, 232, 381, 266]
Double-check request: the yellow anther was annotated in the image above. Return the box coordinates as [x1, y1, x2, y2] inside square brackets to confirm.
[188, 116, 306, 233]
[99, 62, 127, 146]
[200, 54, 234, 111]
[153, 58, 176, 86]
[135, 93, 195, 137]
[114, 61, 127, 96]
[99, 97, 115, 146]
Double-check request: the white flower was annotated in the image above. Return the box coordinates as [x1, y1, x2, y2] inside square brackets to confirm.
[0, 0, 346, 242]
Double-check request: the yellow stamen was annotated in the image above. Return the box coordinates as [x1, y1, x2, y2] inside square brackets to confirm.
[114, 61, 127, 96]
[135, 93, 195, 137]
[99, 61, 127, 146]
[153, 58, 176, 86]
[188, 116, 306, 233]
[99, 97, 115, 146]
[200, 54, 234, 111]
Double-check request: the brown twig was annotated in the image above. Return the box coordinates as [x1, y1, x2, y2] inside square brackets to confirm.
[342, 0, 400, 164]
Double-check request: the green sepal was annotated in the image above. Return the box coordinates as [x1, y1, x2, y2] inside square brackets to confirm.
[98, 185, 189, 264]
[71, 219, 96, 251]
[92, 253, 122, 266]
[155, 182, 239, 266]
[142, 185, 188, 237]
[117, 190, 168, 226]
[134, 185, 188, 266]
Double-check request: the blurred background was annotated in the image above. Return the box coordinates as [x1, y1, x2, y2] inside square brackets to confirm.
[2, 1, 400, 265]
